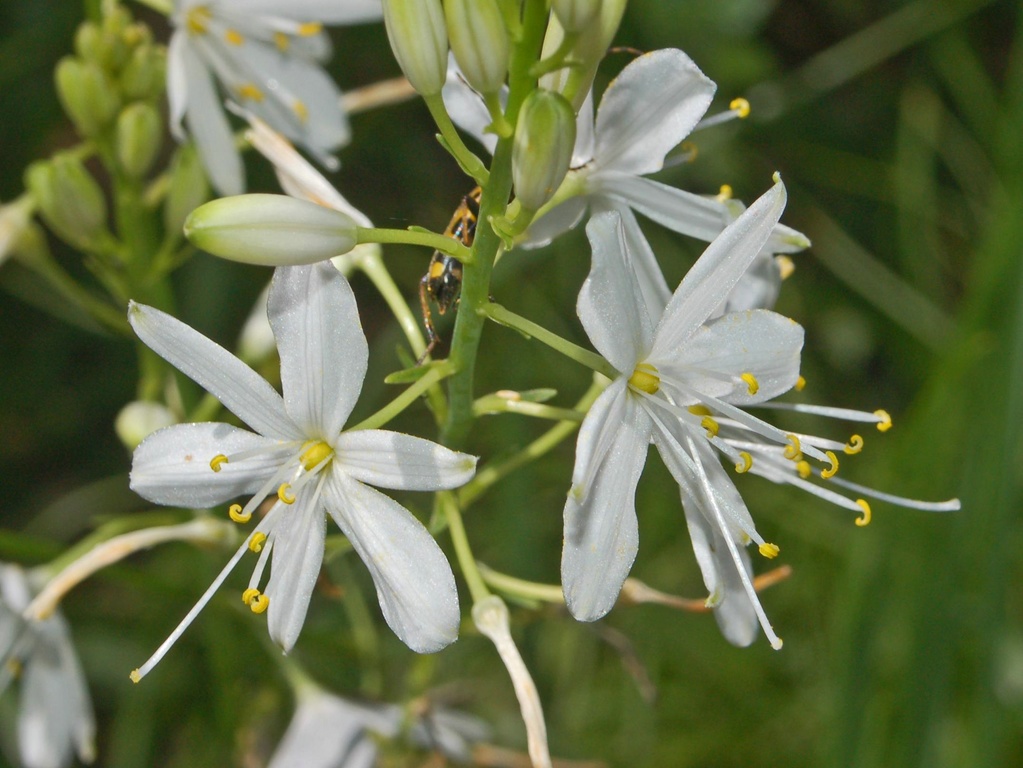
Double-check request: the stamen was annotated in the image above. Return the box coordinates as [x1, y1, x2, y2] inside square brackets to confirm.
[740, 372, 759, 396]
[241, 587, 261, 605]
[687, 404, 711, 416]
[844, 435, 864, 454]
[249, 532, 267, 553]
[735, 451, 752, 473]
[795, 375, 806, 391]
[854, 499, 872, 526]
[759, 543, 780, 559]
[237, 83, 264, 102]
[224, 28, 243, 45]
[796, 461, 811, 479]
[297, 21, 323, 36]
[293, 99, 309, 124]
[821, 451, 839, 479]
[701, 416, 719, 438]
[299, 441, 333, 471]
[274, 31, 289, 51]
[716, 184, 733, 202]
[783, 434, 801, 460]
[250, 594, 269, 613]
[210, 454, 228, 472]
[277, 483, 296, 504]
[777, 255, 796, 280]
[874, 409, 893, 432]
[186, 6, 211, 34]
[629, 363, 660, 394]
[729, 97, 751, 118]
[228, 504, 251, 523]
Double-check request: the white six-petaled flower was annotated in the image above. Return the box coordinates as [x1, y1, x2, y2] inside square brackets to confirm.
[128, 263, 476, 681]
[167, 0, 383, 195]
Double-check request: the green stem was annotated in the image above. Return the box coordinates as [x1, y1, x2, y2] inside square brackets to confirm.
[473, 394, 584, 422]
[438, 492, 489, 603]
[24, 252, 130, 335]
[357, 226, 472, 261]
[129, 0, 172, 15]
[477, 562, 565, 604]
[347, 361, 455, 432]
[423, 94, 490, 186]
[482, 302, 618, 378]
[529, 31, 580, 78]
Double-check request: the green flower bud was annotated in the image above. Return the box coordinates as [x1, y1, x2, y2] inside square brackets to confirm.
[382, 0, 448, 96]
[97, 6, 133, 71]
[116, 103, 163, 179]
[551, 0, 603, 33]
[74, 21, 103, 62]
[513, 90, 576, 213]
[185, 194, 358, 266]
[0, 197, 35, 267]
[120, 45, 167, 102]
[540, 0, 626, 111]
[25, 156, 108, 249]
[115, 401, 177, 450]
[55, 57, 121, 137]
[164, 144, 210, 238]
[444, 0, 508, 95]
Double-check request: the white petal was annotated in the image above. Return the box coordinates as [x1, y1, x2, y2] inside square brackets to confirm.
[593, 49, 715, 176]
[591, 198, 671, 318]
[130, 423, 287, 507]
[578, 211, 654, 372]
[181, 47, 244, 195]
[562, 392, 651, 621]
[20, 654, 75, 768]
[264, 492, 327, 652]
[325, 472, 459, 652]
[268, 695, 367, 768]
[442, 55, 498, 155]
[128, 302, 302, 441]
[167, 32, 189, 141]
[658, 309, 803, 405]
[649, 179, 786, 359]
[572, 89, 595, 167]
[720, 253, 782, 313]
[268, 264, 366, 439]
[519, 195, 587, 249]
[335, 430, 476, 490]
[232, 0, 383, 24]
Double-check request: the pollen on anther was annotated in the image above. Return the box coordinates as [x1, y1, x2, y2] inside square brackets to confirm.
[874, 409, 893, 432]
[854, 499, 872, 526]
[729, 97, 751, 118]
[249, 532, 267, 553]
[274, 31, 290, 51]
[130, 669, 141, 684]
[229, 504, 251, 523]
[241, 587, 261, 605]
[628, 364, 660, 394]
[701, 416, 719, 438]
[293, 100, 309, 124]
[687, 404, 711, 416]
[298, 21, 323, 36]
[759, 542, 780, 559]
[796, 460, 811, 479]
[740, 372, 759, 396]
[795, 375, 806, 391]
[237, 83, 264, 102]
[716, 184, 733, 202]
[278, 483, 296, 504]
[777, 255, 796, 280]
[844, 435, 864, 454]
[735, 452, 753, 473]
[821, 450, 839, 478]
[210, 454, 228, 472]
[783, 434, 802, 460]
[250, 594, 269, 613]
[224, 28, 243, 45]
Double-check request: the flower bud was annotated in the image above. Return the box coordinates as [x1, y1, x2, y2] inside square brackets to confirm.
[116, 103, 163, 179]
[115, 401, 177, 450]
[540, 0, 626, 111]
[120, 45, 166, 101]
[444, 0, 508, 95]
[512, 90, 576, 212]
[96, 6, 133, 71]
[55, 57, 121, 137]
[551, 0, 603, 34]
[185, 194, 358, 266]
[24, 156, 108, 249]
[382, 0, 448, 95]
[164, 144, 210, 238]
[74, 21, 103, 62]
[0, 197, 34, 267]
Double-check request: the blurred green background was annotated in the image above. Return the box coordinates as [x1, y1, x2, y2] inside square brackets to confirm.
[1, 0, 1021, 766]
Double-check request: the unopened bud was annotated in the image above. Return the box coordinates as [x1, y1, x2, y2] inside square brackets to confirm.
[382, 0, 448, 95]
[164, 144, 210, 237]
[116, 103, 162, 178]
[25, 156, 108, 249]
[540, 0, 626, 111]
[120, 45, 166, 101]
[55, 57, 120, 137]
[551, 0, 603, 33]
[444, 0, 508, 95]
[97, 6, 133, 71]
[115, 401, 177, 450]
[0, 197, 34, 267]
[74, 21, 103, 62]
[185, 194, 358, 266]
[512, 90, 576, 212]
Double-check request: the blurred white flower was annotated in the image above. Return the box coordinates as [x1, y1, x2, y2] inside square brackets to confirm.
[167, 0, 383, 195]
[0, 564, 95, 768]
[128, 263, 476, 681]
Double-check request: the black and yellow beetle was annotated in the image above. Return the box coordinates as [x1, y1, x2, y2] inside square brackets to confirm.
[418, 186, 482, 362]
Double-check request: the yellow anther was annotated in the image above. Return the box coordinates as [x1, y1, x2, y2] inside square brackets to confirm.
[628, 363, 660, 394]
[740, 372, 759, 396]
[249, 532, 267, 553]
[241, 588, 261, 605]
[210, 454, 228, 472]
[679, 141, 698, 161]
[874, 409, 893, 432]
[796, 460, 811, 479]
[278, 483, 296, 504]
[224, 28, 243, 45]
[130, 669, 141, 684]
[783, 434, 802, 460]
[250, 593, 270, 613]
[776, 255, 796, 280]
[795, 375, 806, 391]
[300, 440, 333, 471]
[701, 416, 719, 438]
[186, 6, 211, 34]
[716, 184, 733, 202]
[297, 21, 323, 36]
[229, 504, 251, 524]
[237, 83, 264, 102]
[687, 404, 711, 416]
[844, 434, 864, 454]
[821, 450, 839, 478]
[730, 97, 751, 118]
[735, 451, 752, 473]
[274, 31, 290, 51]
[854, 499, 872, 527]
[293, 99, 309, 124]
[759, 542, 780, 559]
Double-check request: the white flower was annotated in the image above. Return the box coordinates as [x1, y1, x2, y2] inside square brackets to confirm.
[563, 180, 803, 647]
[167, 0, 383, 195]
[0, 564, 95, 768]
[128, 262, 476, 681]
